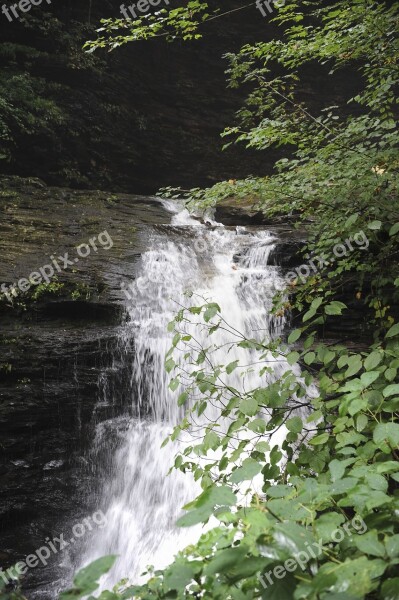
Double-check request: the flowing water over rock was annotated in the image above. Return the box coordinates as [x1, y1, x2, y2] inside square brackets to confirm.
[72, 201, 290, 590]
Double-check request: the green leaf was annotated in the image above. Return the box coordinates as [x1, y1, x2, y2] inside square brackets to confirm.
[364, 351, 383, 370]
[172, 333, 181, 346]
[329, 459, 348, 482]
[248, 418, 267, 433]
[386, 323, 399, 338]
[389, 223, 399, 236]
[360, 371, 380, 387]
[311, 297, 323, 310]
[287, 351, 300, 365]
[286, 416, 303, 433]
[385, 367, 397, 382]
[203, 430, 219, 451]
[386, 535, 399, 559]
[204, 302, 221, 322]
[309, 432, 329, 445]
[303, 307, 317, 322]
[325, 301, 346, 315]
[261, 574, 296, 599]
[383, 384, 399, 397]
[304, 351, 316, 365]
[288, 329, 301, 344]
[273, 521, 316, 555]
[164, 563, 195, 592]
[226, 360, 239, 374]
[239, 396, 259, 416]
[345, 213, 359, 228]
[227, 556, 272, 582]
[60, 556, 118, 599]
[230, 458, 262, 483]
[348, 396, 368, 416]
[356, 414, 368, 432]
[204, 545, 247, 576]
[178, 391, 189, 406]
[312, 557, 373, 597]
[177, 485, 236, 527]
[165, 357, 175, 373]
[373, 423, 399, 450]
[345, 356, 362, 377]
[176, 506, 212, 527]
[169, 377, 179, 391]
[381, 578, 399, 600]
[368, 220, 382, 230]
[256, 441, 270, 453]
[354, 531, 385, 558]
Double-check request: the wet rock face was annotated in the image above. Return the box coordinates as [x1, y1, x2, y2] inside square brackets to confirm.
[0, 176, 172, 582]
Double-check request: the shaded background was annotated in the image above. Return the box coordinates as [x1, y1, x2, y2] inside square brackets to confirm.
[0, 0, 281, 192]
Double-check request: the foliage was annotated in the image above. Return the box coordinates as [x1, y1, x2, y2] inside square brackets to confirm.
[84, 0, 211, 51]
[0, 70, 65, 162]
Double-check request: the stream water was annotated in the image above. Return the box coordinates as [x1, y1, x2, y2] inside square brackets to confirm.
[67, 201, 289, 591]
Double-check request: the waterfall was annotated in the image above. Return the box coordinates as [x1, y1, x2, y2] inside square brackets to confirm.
[77, 202, 289, 589]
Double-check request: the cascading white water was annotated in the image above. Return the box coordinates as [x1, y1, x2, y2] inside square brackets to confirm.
[78, 202, 290, 589]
